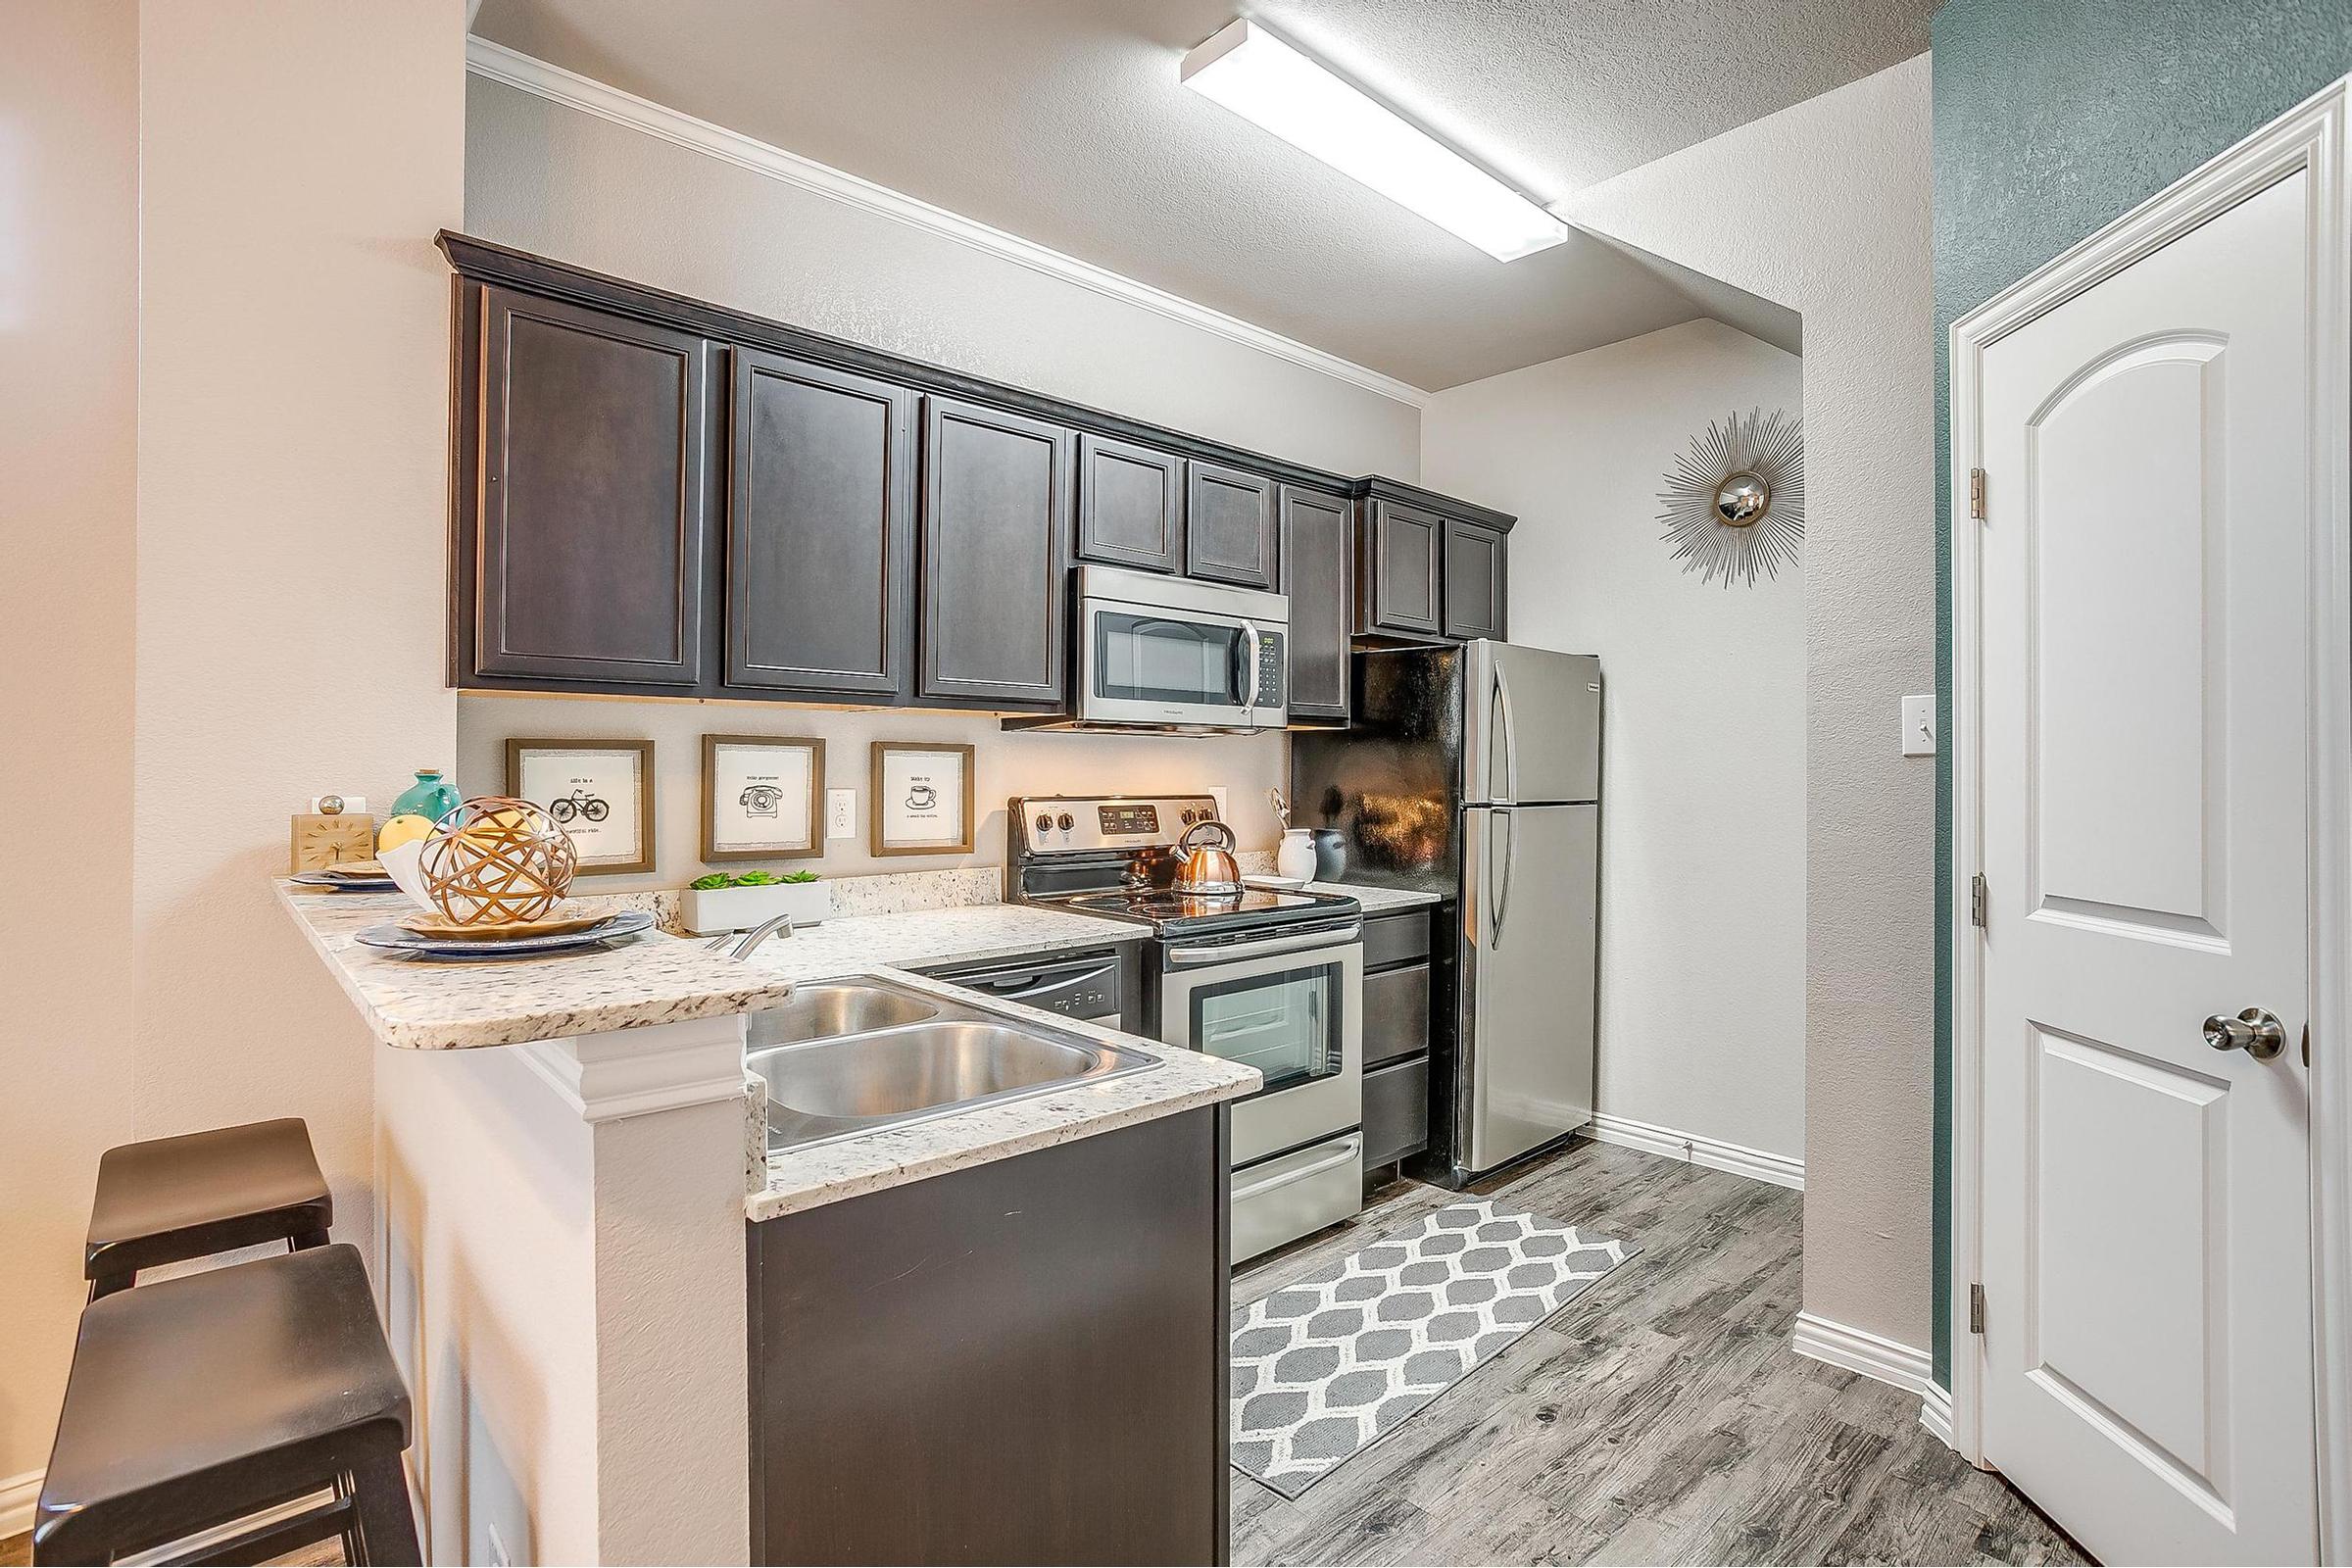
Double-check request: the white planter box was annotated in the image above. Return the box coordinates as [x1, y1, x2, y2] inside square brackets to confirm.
[679, 880, 833, 936]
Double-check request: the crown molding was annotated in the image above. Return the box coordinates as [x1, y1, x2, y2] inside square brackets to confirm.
[463, 35, 1432, 411]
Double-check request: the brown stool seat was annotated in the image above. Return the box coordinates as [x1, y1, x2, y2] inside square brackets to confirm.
[36, 1244, 417, 1565]
[85, 1118, 331, 1297]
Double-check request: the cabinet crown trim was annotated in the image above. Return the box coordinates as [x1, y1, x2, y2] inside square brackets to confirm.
[1353, 474, 1516, 533]
[436, 232, 1510, 525]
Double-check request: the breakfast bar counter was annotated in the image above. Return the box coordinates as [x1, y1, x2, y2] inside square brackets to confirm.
[275, 878, 1256, 1565]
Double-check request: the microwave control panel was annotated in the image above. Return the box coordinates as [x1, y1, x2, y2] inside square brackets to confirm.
[1253, 630, 1286, 706]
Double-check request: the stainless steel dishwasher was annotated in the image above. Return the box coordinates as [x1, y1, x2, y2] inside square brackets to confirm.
[910, 945, 1137, 1032]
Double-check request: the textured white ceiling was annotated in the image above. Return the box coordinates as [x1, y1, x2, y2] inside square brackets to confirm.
[471, 0, 1931, 389]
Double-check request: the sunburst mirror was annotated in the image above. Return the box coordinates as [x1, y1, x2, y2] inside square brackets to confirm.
[1656, 408, 1803, 588]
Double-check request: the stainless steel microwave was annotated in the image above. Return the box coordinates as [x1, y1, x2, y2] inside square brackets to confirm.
[1011, 564, 1289, 733]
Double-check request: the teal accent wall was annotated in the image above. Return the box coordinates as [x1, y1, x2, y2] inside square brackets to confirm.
[1931, 1, 2351, 1387]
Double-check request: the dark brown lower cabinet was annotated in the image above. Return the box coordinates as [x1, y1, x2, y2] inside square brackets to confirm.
[748, 1107, 1230, 1566]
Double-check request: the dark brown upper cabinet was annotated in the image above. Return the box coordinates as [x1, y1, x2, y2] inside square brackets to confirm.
[918, 396, 1073, 709]
[1074, 433, 1183, 574]
[1279, 485, 1353, 724]
[472, 287, 712, 686]
[1357, 497, 1446, 640]
[1443, 520, 1508, 642]
[1183, 460, 1277, 588]
[725, 349, 915, 698]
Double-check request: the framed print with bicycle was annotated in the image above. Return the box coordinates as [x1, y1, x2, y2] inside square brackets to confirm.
[505, 738, 655, 875]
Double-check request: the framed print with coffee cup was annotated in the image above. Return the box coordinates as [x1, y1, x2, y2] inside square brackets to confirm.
[703, 734, 824, 863]
[870, 742, 974, 857]
[505, 738, 655, 875]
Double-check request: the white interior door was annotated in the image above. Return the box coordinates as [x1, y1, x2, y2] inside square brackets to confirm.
[1975, 169, 2318, 1564]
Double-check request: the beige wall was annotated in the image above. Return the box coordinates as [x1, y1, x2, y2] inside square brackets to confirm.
[0, 0, 140, 1502]
[0, 0, 467, 1504]
[457, 696, 1289, 888]
[1557, 57, 1936, 1349]
[1425, 319, 1807, 1166]
[464, 74, 1423, 481]
[131, 0, 466, 1231]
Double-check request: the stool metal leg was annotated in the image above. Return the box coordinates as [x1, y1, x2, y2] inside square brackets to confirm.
[348, 1448, 420, 1566]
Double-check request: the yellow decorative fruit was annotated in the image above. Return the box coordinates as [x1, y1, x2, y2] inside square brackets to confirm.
[376, 813, 434, 853]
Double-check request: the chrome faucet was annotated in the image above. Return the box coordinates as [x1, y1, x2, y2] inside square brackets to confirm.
[706, 912, 796, 959]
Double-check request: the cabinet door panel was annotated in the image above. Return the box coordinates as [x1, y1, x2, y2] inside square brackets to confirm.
[476, 287, 710, 685]
[1360, 499, 1444, 637]
[1184, 460, 1277, 588]
[1278, 484, 1352, 723]
[919, 397, 1072, 707]
[727, 350, 914, 696]
[1444, 520, 1507, 641]
[1075, 433, 1182, 573]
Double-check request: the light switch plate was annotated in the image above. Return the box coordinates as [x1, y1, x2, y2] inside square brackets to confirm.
[827, 788, 857, 841]
[1901, 695, 1936, 757]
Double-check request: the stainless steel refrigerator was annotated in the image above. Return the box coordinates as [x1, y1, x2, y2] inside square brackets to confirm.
[1291, 642, 1601, 1186]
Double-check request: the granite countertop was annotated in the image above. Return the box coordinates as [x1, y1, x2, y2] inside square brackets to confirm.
[746, 967, 1256, 1221]
[728, 901, 1144, 984]
[1307, 880, 1446, 913]
[276, 883, 1144, 1052]
[277, 881, 803, 1051]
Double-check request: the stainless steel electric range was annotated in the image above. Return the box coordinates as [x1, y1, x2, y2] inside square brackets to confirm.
[1009, 794, 1365, 1260]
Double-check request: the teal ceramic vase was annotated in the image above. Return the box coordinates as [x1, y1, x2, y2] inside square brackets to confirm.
[392, 768, 462, 826]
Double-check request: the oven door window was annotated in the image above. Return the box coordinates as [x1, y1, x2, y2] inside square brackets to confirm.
[1094, 612, 1247, 708]
[1188, 960, 1344, 1094]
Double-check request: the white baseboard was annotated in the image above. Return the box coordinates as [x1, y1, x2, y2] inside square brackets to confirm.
[1, 1467, 41, 1539]
[1586, 1110, 1804, 1190]
[1919, 1380, 1956, 1450]
[1791, 1310, 1934, 1397]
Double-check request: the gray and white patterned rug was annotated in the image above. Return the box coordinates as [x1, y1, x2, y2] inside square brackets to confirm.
[1231, 1199, 1639, 1497]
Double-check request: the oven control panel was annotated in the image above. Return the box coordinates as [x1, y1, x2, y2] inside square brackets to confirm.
[1013, 794, 1222, 854]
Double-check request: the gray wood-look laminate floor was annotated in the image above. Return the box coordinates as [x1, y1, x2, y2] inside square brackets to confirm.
[1231, 1138, 2090, 1567]
[2, 1138, 2083, 1568]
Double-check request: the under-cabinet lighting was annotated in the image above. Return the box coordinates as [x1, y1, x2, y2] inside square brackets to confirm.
[1180, 18, 1569, 263]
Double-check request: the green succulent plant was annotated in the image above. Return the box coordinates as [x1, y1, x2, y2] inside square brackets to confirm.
[689, 869, 823, 890]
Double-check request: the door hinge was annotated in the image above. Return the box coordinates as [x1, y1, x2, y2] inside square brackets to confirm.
[1970, 873, 1988, 929]
[1969, 467, 1986, 519]
[1970, 1282, 1986, 1335]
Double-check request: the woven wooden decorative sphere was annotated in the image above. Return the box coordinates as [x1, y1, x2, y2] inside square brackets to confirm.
[419, 796, 579, 925]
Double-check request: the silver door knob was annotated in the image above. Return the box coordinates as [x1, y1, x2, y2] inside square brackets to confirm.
[2203, 1007, 2286, 1061]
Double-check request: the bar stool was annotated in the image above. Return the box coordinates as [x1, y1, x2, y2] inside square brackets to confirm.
[84, 1118, 332, 1299]
[34, 1243, 419, 1565]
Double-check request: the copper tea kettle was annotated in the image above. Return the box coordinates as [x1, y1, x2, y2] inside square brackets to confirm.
[1173, 819, 1242, 896]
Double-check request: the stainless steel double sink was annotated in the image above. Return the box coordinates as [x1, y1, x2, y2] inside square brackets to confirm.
[749, 976, 1159, 1152]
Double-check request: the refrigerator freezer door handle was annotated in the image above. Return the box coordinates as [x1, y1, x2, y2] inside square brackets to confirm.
[1495, 655, 1521, 805]
[1493, 808, 1515, 949]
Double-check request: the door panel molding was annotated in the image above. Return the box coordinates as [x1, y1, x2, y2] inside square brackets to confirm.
[1948, 74, 2349, 1563]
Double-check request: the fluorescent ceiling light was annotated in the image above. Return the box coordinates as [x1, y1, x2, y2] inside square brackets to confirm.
[1181, 18, 1569, 263]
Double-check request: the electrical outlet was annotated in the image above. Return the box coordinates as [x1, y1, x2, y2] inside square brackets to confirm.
[1900, 695, 1936, 757]
[827, 788, 857, 841]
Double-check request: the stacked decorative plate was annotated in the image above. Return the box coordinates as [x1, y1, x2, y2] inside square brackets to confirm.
[354, 906, 655, 961]
[291, 860, 398, 893]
